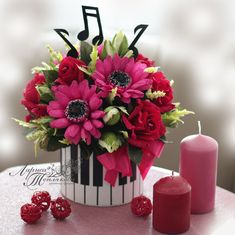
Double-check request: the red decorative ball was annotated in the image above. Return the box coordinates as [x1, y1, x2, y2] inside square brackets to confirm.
[131, 195, 153, 217]
[31, 191, 51, 211]
[50, 197, 71, 220]
[20, 203, 42, 223]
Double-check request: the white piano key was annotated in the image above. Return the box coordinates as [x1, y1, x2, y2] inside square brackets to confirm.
[75, 183, 85, 204]
[124, 177, 133, 203]
[65, 147, 74, 200]
[112, 180, 123, 206]
[85, 154, 98, 206]
[139, 169, 143, 195]
[74, 148, 84, 204]
[99, 168, 111, 206]
[66, 182, 75, 201]
[60, 148, 66, 196]
[134, 167, 141, 197]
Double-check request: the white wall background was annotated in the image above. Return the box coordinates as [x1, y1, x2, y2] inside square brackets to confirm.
[0, 0, 234, 191]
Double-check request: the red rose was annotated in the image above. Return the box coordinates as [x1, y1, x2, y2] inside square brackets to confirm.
[136, 54, 155, 67]
[21, 73, 47, 121]
[151, 71, 175, 113]
[57, 56, 86, 85]
[122, 100, 165, 147]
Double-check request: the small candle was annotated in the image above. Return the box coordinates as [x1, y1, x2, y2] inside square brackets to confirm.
[179, 121, 218, 214]
[153, 173, 191, 234]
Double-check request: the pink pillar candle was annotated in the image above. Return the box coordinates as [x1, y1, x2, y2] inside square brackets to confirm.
[153, 174, 191, 234]
[179, 121, 218, 214]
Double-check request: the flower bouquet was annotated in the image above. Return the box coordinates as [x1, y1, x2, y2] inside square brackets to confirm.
[15, 32, 193, 206]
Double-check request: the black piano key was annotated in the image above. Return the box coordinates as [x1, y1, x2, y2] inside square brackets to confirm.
[119, 173, 127, 185]
[96, 187, 99, 206]
[84, 185, 86, 204]
[110, 185, 112, 205]
[70, 144, 78, 183]
[80, 150, 90, 185]
[130, 161, 136, 182]
[93, 153, 103, 186]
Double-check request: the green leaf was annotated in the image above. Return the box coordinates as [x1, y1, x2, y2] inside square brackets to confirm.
[101, 40, 116, 60]
[78, 66, 92, 76]
[159, 136, 173, 144]
[46, 136, 66, 151]
[108, 87, 117, 104]
[34, 138, 40, 157]
[87, 44, 98, 73]
[112, 32, 124, 51]
[31, 66, 47, 74]
[12, 118, 37, 128]
[111, 32, 130, 57]
[80, 41, 93, 65]
[119, 35, 129, 57]
[117, 106, 129, 115]
[36, 84, 54, 103]
[43, 70, 58, 84]
[25, 129, 48, 156]
[31, 116, 53, 125]
[124, 50, 133, 58]
[26, 129, 46, 141]
[161, 106, 195, 128]
[32, 61, 57, 74]
[105, 40, 116, 56]
[98, 132, 122, 153]
[46, 45, 63, 64]
[32, 45, 61, 74]
[103, 107, 120, 126]
[127, 144, 143, 165]
[100, 41, 107, 60]
[119, 131, 128, 139]
[59, 138, 70, 145]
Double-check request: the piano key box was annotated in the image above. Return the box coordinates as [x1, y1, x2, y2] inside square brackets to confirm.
[60, 145, 143, 207]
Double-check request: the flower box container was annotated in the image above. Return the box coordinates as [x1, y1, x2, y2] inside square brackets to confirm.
[60, 145, 143, 206]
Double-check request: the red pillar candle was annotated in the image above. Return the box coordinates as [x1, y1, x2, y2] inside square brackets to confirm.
[153, 173, 191, 234]
[179, 121, 218, 214]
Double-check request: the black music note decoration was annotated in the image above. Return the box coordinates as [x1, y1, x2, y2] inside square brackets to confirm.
[128, 24, 148, 58]
[54, 29, 79, 58]
[77, 6, 104, 45]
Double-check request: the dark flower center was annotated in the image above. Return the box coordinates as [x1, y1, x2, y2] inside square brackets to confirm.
[108, 71, 131, 88]
[65, 99, 88, 123]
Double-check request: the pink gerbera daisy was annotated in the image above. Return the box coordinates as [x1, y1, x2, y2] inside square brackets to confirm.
[47, 80, 104, 145]
[92, 54, 152, 103]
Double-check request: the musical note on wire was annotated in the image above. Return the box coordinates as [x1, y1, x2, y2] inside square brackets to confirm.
[77, 6, 104, 45]
[54, 29, 79, 58]
[128, 24, 148, 58]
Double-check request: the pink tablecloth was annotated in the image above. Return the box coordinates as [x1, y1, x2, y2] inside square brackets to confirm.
[0, 163, 235, 235]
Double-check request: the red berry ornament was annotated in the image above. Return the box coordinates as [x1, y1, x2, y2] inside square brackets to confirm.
[31, 191, 51, 211]
[50, 197, 71, 220]
[20, 203, 42, 223]
[131, 195, 153, 217]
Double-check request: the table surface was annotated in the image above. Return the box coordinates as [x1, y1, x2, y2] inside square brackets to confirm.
[0, 163, 235, 235]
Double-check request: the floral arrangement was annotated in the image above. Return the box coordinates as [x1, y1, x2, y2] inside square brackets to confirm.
[15, 32, 193, 184]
